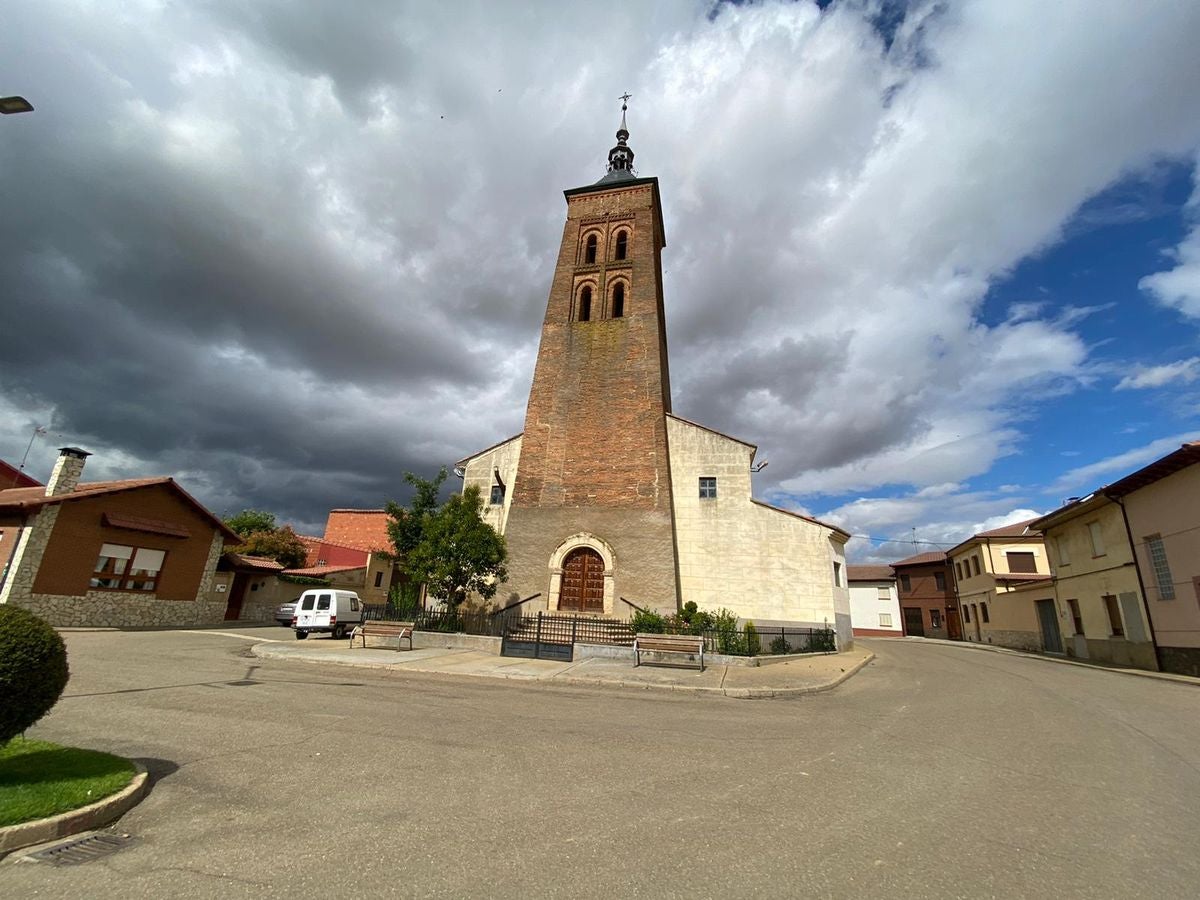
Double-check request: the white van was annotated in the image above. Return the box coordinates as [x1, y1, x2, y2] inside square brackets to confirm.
[292, 589, 364, 640]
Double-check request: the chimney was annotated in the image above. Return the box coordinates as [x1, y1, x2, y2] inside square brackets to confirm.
[46, 447, 92, 497]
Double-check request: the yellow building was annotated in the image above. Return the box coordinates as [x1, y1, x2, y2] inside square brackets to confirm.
[1030, 494, 1157, 671]
[950, 520, 1055, 652]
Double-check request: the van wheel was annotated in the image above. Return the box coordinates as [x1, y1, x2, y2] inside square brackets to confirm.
[332, 624, 346, 640]
[295, 630, 308, 640]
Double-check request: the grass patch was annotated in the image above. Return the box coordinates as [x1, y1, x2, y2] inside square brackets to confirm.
[0, 738, 136, 827]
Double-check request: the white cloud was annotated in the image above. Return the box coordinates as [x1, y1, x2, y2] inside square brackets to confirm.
[1116, 357, 1200, 390]
[1140, 159, 1200, 319]
[1046, 432, 1200, 496]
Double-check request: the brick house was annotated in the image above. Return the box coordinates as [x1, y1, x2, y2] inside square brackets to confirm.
[457, 107, 852, 642]
[890, 551, 961, 640]
[0, 447, 240, 627]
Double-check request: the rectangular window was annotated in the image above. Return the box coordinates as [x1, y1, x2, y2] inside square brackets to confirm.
[955, 561, 963, 580]
[490, 484, 505, 505]
[1056, 536, 1071, 566]
[930, 609, 942, 629]
[972, 555, 981, 577]
[899, 574, 911, 592]
[1006, 551, 1037, 574]
[935, 571, 946, 591]
[698, 476, 717, 499]
[300, 595, 316, 611]
[980, 602, 990, 623]
[1088, 521, 1105, 557]
[1146, 535, 1175, 600]
[374, 571, 384, 588]
[90, 543, 165, 592]
[316, 594, 331, 611]
[879, 613, 893, 628]
[1103, 594, 1124, 637]
[964, 604, 971, 623]
[877, 587, 890, 601]
[1067, 598, 1084, 635]
[833, 561, 842, 587]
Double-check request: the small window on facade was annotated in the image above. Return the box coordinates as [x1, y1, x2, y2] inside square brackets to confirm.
[1103, 594, 1124, 636]
[980, 602, 990, 623]
[90, 543, 166, 592]
[879, 612, 893, 628]
[374, 571, 384, 588]
[1146, 535, 1174, 600]
[930, 609, 942, 629]
[578, 286, 592, 322]
[833, 561, 842, 587]
[964, 605, 971, 623]
[877, 587, 890, 601]
[955, 561, 963, 581]
[899, 574, 911, 593]
[611, 282, 625, 318]
[490, 484, 505, 505]
[935, 571, 946, 591]
[615, 230, 628, 260]
[1067, 598, 1084, 634]
[972, 555, 981, 577]
[699, 476, 717, 499]
[584, 234, 597, 264]
[1006, 551, 1037, 574]
[1088, 522, 1105, 557]
[1056, 536, 1071, 566]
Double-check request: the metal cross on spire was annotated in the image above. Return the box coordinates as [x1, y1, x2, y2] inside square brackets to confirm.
[618, 92, 632, 108]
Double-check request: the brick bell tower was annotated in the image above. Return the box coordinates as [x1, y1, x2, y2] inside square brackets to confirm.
[501, 99, 680, 614]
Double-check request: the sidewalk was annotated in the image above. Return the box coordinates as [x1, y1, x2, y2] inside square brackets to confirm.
[250, 639, 874, 699]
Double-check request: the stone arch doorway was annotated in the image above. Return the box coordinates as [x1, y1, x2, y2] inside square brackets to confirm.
[559, 547, 604, 613]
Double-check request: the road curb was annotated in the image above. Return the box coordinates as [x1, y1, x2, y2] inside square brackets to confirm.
[250, 642, 875, 699]
[0, 761, 148, 858]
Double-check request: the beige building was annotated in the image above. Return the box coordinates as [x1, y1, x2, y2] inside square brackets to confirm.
[950, 520, 1055, 652]
[1104, 442, 1200, 675]
[1030, 493, 1157, 670]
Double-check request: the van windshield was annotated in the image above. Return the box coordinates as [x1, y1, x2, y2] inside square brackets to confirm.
[300, 595, 316, 611]
[317, 594, 331, 611]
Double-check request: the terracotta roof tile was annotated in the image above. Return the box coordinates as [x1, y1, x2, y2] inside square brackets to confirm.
[975, 518, 1041, 538]
[891, 550, 948, 567]
[283, 564, 366, 577]
[847, 565, 895, 582]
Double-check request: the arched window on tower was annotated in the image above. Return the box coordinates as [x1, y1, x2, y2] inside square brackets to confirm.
[615, 230, 628, 261]
[584, 234, 597, 264]
[578, 286, 592, 322]
[611, 282, 625, 319]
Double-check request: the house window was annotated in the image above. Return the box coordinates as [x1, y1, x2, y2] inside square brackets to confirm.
[879, 613, 893, 628]
[374, 571, 384, 588]
[90, 543, 166, 592]
[833, 561, 842, 587]
[611, 282, 625, 318]
[490, 483, 505, 505]
[1103, 594, 1124, 636]
[964, 605, 971, 623]
[615, 230, 628, 260]
[578, 286, 592, 322]
[972, 555, 981, 577]
[1088, 521, 1105, 557]
[899, 574, 911, 593]
[1006, 551, 1037, 574]
[930, 609, 942, 629]
[584, 234, 597, 264]
[1067, 598, 1084, 635]
[1146, 535, 1175, 600]
[980, 602, 989, 623]
[935, 571, 946, 591]
[955, 561, 963, 581]
[699, 476, 717, 499]
[877, 587, 890, 601]
[1056, 536, 1071, 566]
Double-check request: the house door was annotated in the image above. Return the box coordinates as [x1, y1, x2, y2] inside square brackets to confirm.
[903, 607, 925, 637]
[1036, 599, 1063, 654]
[946, 606, 962, 641]
[559, 548, 604, 613]
[224, 574, 248, 621]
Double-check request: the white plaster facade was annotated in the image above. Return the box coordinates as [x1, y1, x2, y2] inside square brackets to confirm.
[848, 577, 902, 636]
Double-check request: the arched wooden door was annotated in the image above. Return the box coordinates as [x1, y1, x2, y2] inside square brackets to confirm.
[559, 547, 605, 613]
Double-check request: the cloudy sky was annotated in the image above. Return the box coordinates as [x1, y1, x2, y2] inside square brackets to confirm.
[2, 0, 1198, 560]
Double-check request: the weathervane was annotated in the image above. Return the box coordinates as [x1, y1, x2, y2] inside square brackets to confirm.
[619, 92, 632, 109]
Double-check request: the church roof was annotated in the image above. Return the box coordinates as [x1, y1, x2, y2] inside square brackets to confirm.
[455, 433, 523, 469]
[665, 413, 757, 450]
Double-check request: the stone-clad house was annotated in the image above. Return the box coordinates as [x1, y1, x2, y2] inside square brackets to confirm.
[457, 107, 853, 643]
[0, 447, 240, 627]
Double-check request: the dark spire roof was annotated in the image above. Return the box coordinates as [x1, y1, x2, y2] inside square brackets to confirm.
[597, 93, 636, 185]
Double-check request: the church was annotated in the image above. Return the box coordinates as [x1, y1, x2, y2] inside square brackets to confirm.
[457, 103, 852, 645]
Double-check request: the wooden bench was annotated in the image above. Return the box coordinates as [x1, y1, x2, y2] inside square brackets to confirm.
[350, 621, 413, 651]
[634, 633, 705, 671]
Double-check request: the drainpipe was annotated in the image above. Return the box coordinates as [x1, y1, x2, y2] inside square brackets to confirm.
[1111, 494, 1161, 668]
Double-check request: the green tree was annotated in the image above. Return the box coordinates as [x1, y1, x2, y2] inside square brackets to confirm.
[234, 525, 308, 569]
[384, 468, 448, 560]
[403, 485, 507, 608]
[223, 509, 278, 539]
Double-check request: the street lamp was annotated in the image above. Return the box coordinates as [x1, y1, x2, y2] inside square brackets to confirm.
[0, 96, 34, 115]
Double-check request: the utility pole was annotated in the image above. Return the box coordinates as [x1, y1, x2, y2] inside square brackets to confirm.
[12, 425, 47, 487]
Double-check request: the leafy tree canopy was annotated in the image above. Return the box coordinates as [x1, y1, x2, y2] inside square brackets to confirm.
[384, 467, 447, 559]
[233, 525, 308, 570]
[223, 508, 278, 539]
[402, 485, 507, 607]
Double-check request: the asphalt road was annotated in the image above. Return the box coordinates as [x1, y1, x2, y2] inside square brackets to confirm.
[3, 629, 1199, 899]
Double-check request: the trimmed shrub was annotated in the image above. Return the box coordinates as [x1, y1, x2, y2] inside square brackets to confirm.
[744, 622, 761, 657]
[631, 609, 666, 633]
[0, 607, 70, 744]
[769, 635, 792, 655]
